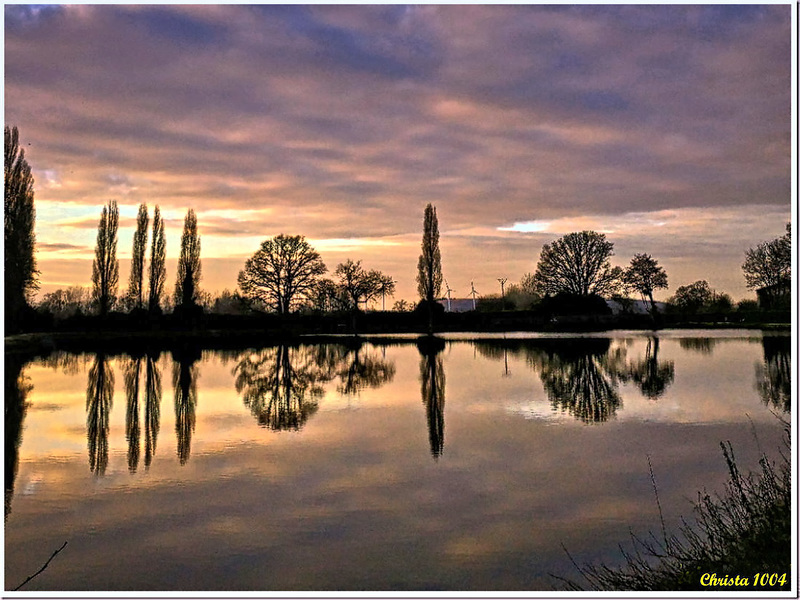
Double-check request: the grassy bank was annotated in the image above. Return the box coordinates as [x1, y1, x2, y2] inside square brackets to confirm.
[560, 422, 792, 591]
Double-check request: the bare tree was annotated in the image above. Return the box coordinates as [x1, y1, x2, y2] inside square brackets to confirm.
[91, 200, 120, 316]
[742, 224, 791, 289]
[174, 209, 201, 308]
[533, 230, 622, 297]
[4, 125, 38, 329]
[148, 206, 166, 313]
[126, 203, 149, 310]
[334, 259, 391, 311]
[238, 234, 327, 314]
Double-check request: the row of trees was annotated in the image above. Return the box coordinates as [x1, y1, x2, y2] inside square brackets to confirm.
[235, 203, 444, 317]
[5, 122, 789, 327]
[236, 235, 396, 315]
[530, 230, 668, 312]
[89, 200, 200, 316]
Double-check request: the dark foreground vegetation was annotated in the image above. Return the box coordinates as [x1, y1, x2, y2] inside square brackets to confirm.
[560, 421, 791, 592]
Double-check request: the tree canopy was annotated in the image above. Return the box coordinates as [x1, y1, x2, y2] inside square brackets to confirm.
[148, 206, 166, 313]
[238, 234, 327, 314]
[334, 259, 392, 311]
[623, 253, 668, 309]
[175, 209, 201, 308]
[91, 200, 120, 316]
[417, 203, 442, 302]
[4, 125, 38, 328]
[668, 280, 713, 314]
[126, 203, 149, 310]
[533, 230, 622, 297]
[742, 224, 791, 290]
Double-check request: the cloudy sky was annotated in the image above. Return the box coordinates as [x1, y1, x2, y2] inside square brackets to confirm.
[5, 4, 792, 303]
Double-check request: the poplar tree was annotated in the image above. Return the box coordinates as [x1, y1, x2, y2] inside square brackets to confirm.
[417, 203, 442, 303]
[91, 200, 120, 316]
[148, 206, 166, 313]
[175, 209, 201, 308]
[416, 203, 442, 332]
[127, 203, 149, 310]
[4, 125, 38, 329]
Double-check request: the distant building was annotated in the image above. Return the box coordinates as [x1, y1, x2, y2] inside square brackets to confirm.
[437, 298, 476, 313]
[605, 298, 667, 315]
[756, 281, 790, 310]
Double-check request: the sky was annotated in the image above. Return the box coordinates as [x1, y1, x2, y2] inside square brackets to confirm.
[4, 3, 793, 304]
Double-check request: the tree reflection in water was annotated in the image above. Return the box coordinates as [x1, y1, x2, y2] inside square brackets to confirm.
[86, 354, 114, 475]
[475, 337, 678, 422]
[756, 335, 790, 413]
[417, 337, 446, 458]
[533, 339, 624, 423]
[679, 337, 717, 354]
[144, 353, 162, 468]
[625, 337, 675, 400]
[5, 355, 31, 519]
[333, 340, 396, 396]
[233, 343, 396, 431]
[124, 355, 143, 472]
[234, 345, 324, 431]
[172, 348, 200, 465]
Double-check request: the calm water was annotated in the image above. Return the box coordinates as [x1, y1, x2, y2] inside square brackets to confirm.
[4, 330, 790, 591]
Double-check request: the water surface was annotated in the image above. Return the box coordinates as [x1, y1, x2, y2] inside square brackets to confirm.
[4, 331, 789, 591]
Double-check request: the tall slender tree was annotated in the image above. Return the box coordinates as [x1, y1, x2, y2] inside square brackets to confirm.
[148, 206, 166, 313]
[417, 203, 442, 304]
[127, 203, 149, 310]
[175, 209, 201, 308]
[91, 200, 120, 316]
[4, 125, 38, 330]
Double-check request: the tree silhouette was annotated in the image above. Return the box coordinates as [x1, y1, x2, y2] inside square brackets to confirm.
[755, 335, 790, 413]
[334, 259, 392, 311]
[233, 345, 325, 430]
[86, 354, 115, 474]
[126, 204, 149, 310]
[625, 337, 674, 399]
[742, 224, 791, 289]
[172, 348, 200, 465]
[4, 125, 38, 331]
[124, 356, 143, 472]
[174, 209, 201, 309]
[238, 234, 327, 314]
[418, 340, 446, 458]
[144, 353, 162, 468]
[417, 204, 442, 331]
[91, 200, 120, 316]
[668, 280, 714, 314]
[623, 254, 668, 314]
[5, 354, 31, 519]
[533, 231, 622, 297]
[148, 206, 167, 314]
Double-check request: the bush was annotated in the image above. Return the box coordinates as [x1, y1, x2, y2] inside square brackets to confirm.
[538, 293, 611, 316]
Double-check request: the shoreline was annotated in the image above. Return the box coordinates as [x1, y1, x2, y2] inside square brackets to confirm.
[5, 322, 789, 358]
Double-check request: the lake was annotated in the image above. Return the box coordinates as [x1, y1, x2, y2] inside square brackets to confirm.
[4, 330, 790, 591]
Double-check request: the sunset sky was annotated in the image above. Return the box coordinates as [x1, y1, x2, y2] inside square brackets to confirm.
[4, 4, 793, 304]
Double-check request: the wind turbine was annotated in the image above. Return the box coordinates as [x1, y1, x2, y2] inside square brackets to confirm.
[444, 280, 454, 312]
[469, 281, 479, 311]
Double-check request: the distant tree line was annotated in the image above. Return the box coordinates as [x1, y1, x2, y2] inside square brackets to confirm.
[4, 124, 790, 331]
